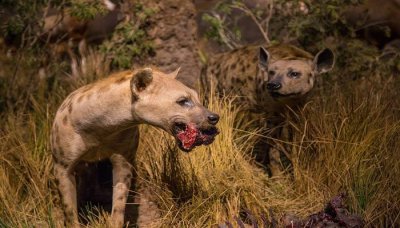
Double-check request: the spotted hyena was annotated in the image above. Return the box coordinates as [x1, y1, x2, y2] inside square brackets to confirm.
[51, 67, 219, 227]
[201, 43, 334, 176]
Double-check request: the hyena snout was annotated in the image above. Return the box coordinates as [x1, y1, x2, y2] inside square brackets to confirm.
[265, 81, 282, 91]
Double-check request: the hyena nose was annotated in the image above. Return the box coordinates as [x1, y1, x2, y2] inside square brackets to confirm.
[207, 113, 220, 125]
[266, 82, 282, 90]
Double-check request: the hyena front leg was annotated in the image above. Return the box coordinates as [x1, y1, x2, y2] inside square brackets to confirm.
[268, 146, 283, 176]
[54, 163, 80, 228]
[267, 121, 284, 177]
[110, 154, 133, 228]
[268, 121, 293, 176]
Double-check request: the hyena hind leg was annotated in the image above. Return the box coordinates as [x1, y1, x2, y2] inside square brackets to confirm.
[54, 163, 80, 228]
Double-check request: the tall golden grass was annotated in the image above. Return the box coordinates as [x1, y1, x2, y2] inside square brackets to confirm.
[0, 51, 399, 227]
[289, 80, 400, 226]
[0, 98, 61, 227]
[137, 78, 400, 226]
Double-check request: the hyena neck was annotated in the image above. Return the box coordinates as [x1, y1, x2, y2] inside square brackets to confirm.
[73, 76, 142, 135]
[254, 69, 271, 109]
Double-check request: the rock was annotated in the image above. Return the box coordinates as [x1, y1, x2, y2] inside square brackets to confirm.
[281, 193, 364, 228]
[135, 0, 200, 88]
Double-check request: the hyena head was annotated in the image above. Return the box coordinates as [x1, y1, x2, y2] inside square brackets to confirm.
[258, 46, 335, 100]
[131, 67, 219, 152]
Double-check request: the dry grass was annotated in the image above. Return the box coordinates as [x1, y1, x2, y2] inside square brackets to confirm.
[0, 50, 399, 227]
[289, 80, 400, 226]
[0, 99, 61, 227]
[136, 79, 400, 226]
[136, 95, 325, 227]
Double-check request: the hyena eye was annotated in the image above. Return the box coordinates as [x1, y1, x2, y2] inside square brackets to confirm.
[177, 97, 193, 107]
[268, 70, 275, 75]
[288, 71, 301, 78]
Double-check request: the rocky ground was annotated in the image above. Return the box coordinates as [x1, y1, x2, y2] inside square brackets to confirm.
[135, 0, 201, 88]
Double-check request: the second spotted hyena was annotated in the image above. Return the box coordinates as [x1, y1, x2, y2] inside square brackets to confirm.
[201, 43, 335, 175]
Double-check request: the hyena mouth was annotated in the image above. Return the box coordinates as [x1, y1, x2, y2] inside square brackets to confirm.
[173, 122, 219, 152]
[269, 91, 301, 99]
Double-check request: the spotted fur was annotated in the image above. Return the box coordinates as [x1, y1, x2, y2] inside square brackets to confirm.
[201, 43, 335, 175]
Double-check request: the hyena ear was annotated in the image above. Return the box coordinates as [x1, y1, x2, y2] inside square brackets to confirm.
[103, 0, 116, 10]
[313, 48, 335, 74]
[131, 68, 153, 95]
[259, 47, 270, 70]
[168, 67, 181, 79]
